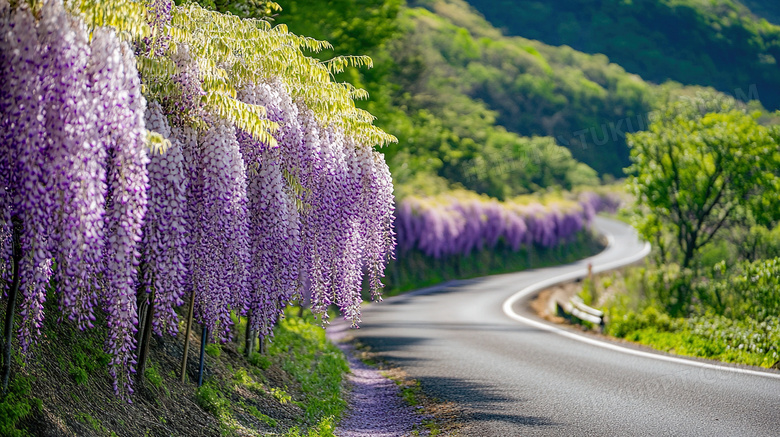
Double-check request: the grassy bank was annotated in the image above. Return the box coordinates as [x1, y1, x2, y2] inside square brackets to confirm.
[383, 230, 605, 297]
[0, 299, 349, 437]
[580, 267, 780, 369]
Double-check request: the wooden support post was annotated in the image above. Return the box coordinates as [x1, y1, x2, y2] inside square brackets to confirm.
[136, 289, 155, 384]
[2, 220, 22, 395]
[180, 288, 196, 383]
[198, 326, 207, 387]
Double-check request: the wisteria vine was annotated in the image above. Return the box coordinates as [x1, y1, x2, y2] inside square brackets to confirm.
[187, 118, 251, 343]
[0, 1, 150, 398]
[395, 191, 621, 259]
[142, 103, 188, 337]
[0, 0, 396, 400]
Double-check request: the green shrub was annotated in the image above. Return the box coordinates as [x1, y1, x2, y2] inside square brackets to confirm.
[606, 304, 780, 367]
[248, 352, 271, 370]
[63, 335, 111, 386]
[69, 365, 88, 385]
[578, 277, 594, 305]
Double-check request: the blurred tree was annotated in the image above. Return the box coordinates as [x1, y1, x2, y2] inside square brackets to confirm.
[175, 0, 281, 19]
[627, 93, 780, 313]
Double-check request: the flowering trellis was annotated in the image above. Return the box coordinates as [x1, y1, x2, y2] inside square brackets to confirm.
[0, 0, 395, 399]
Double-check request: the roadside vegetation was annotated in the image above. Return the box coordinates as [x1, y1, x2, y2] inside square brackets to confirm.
[386, 231, 603, 297]
[584, 261, 780, 368]
[573, 93, 780, 369]
[0, 303, 349, 436]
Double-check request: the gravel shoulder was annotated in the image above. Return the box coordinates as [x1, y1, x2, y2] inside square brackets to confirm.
[327, 318, 461, 436]
[327, 320, 423, 437]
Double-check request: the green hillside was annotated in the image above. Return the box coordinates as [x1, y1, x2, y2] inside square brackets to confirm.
[464, 0, 780, 111]
[274, 0, 677, 182]
[273, 0, 617, 195]
[392, 1, 658, 176]
[197, 0, 767, 190]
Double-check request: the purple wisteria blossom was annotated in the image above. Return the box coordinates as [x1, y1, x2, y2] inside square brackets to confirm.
[142, 0, 173, 57]
[238, 81, 395, 329]
[91, 27, 150, 398]
[165, 44, 204, 125]
[245, 146, 301, 339]
[184, 119, 250, 343]
[305, 126, 365, 324]
[142, 103, 188, 337]
[238, 82, 304, 339]
[1, 2, 151, 399]
[1, 1, 58, 355]
[356, 146, 396, 301]
[395, 191, 618, 259]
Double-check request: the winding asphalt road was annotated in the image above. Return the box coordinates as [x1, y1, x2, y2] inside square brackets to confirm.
[350, 217, 780, 436]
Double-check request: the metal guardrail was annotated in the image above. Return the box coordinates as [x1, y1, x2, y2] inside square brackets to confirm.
[556, 295, 604, 327]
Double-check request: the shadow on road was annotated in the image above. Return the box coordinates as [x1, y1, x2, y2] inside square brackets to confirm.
[351, 333, 562, 431]
[416, 376, 560, 430]
[356, 321, 540, 333]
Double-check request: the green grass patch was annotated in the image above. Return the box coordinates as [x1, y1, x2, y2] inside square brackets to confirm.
[388, 376, 422, 407]
[205, 343, 222, 358]
[268, 311, 349, 424]
[191, 308, 350, 436]
[196, 381, 231, 421]
[248, 352, 271, 370]
[75, 412, 112, 435]
[0, 376, 41, 437]
[145, 361, 164, 389]
[241, 403, 277, 428]
[412, 419, 442, 436]
[65, 331, 111, 386]
[283, 415, 335, 437]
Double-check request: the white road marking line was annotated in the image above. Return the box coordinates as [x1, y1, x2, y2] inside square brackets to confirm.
[502, 239, 780, 381]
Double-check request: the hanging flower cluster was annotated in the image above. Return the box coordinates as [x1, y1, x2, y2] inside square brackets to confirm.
[141, 103, 188, 337]
[238, 83, 303, 339]
[143, 0, 173, 57]
[356, 146, 395, 302]
[1, 0, 396, 400]
[186, 118, 252, 343]
[395, 191, 620, 259]
[237, 82, 396, 331]
[0, 1, 149, 398]
[93, 26, 150, 397]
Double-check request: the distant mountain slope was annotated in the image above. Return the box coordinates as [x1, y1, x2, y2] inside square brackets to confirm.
[463, 0, 780, 110]
[272, 0, 601, 198]
[272, 0, 762, 193]
[390, 4, 656, 175]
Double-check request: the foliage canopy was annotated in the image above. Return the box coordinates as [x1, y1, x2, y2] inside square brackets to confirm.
[626, 93, 780, 311]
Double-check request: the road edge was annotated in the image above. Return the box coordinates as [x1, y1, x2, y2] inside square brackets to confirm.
[501, 224, 780, 381]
